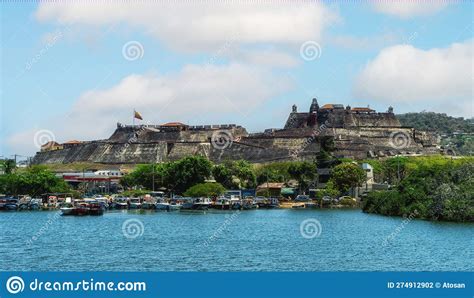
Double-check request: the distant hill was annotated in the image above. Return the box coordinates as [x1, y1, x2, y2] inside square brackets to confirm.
[397, 112, 473, 134]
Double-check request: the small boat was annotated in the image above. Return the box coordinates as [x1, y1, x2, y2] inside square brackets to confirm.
[255, 197, 279, 209]
[113, 197, 129, 209]
[192, 197, 212, 210]
[168, 202, 181, 211]
[242, 198, 258, 210]
[142, 195, 156, 210]
[213, 197, 232, 210]
[0, 197, 6, 210]
[95, 198, 109, 210]
[129, 198, 142, 209]
[89, 201, 104, 216]
[292, 203, 306, 209]
[60, 203, 75, 215]
[28, 198, 42, 210]
[166, 197, 182, 211]
[73, 201, 90, 216]
[181, 197, 211, 211]
[4, 198, 19, 211]
[155, 198, 170, 211]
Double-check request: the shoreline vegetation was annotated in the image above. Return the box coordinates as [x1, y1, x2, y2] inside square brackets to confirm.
[362, 156, 474, 222]
[1, 155, 473, 222]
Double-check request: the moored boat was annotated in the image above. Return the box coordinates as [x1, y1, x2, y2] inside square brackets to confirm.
[28, 198, 42, 210]
[89, 201, 104, 215]
[155, 198, 170, 211]
[60, 203, 75, 215]
[141, 195, 156, 210]
[192, 197, 212, 210]
[113, 197, 129, 209]
[212, 197, 232, 210]
[255, 197, 279, 209]
[242, 197, 258, 210]
[73, 200, 90, 216]
[180, 197, 211, 211]
[4, 198, 19, 211]
[129, 198, 142, 209]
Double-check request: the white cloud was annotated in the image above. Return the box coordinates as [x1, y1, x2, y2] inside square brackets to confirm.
[227, 49, 300, 68]
[373, 1, 448, 18]
[7, 63, 292, 155]
[354, 40, 473, 117]
[35, 2, 339, 52]
[327, 33, 401, 50]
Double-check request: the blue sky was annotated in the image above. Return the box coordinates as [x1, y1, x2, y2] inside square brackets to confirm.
[1, 1, 472, 158]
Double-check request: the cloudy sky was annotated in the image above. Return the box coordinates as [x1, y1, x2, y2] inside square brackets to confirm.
[1, 1, 472, 157]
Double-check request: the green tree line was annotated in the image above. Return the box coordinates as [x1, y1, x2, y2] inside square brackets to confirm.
[363, 156, 474, 222]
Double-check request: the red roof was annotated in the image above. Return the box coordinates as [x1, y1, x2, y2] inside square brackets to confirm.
[161, 122, 187, 127]
[320, 104, 334, 109]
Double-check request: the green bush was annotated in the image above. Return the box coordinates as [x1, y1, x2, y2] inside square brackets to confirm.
[184, 182, 226, 198]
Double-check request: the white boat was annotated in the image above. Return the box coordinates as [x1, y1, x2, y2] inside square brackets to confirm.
[60, 203, 75, 215]
[113, 197, 129, 209]
[192, 197, 212, 210]
[168, 203, 181, 211]
[155, 198, 170, 211]
[213, 197, 232, 210]
[129, 198, 142, 209]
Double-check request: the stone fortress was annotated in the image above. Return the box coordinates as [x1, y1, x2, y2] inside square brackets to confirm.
[32, 98, 440, 165]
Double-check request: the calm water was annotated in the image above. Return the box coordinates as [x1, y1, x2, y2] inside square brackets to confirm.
[0, 209, 472, 271]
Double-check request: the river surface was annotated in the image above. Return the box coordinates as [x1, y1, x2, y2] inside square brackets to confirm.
[0, 209, 472, 271]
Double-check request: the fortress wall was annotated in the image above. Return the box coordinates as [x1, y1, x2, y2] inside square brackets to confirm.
[33, 148, 70, 164]
[167, 143, 208, 161]
[91, 143, 167, 164]
[208, 138, 320, 163]
[320, 111, 401, 128]
[108, 126, 248, 143]
[348, 113, 400, 127]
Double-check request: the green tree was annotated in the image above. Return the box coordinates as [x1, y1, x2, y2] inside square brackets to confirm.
[330, 163, 366, 194]
[184, 182, 226, 197]
[288, 161, 317, 193]
[0, 166, 71, 196]
[318, 180, 339, 199]
[166, 156, 213, 194]
[0, 159, 16, 174]
[212, 164, 237, 189]
[212, 160, 256, 189]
